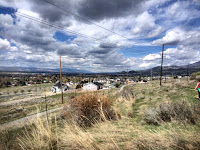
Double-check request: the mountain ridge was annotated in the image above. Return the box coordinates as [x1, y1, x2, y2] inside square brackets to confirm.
[0, 66, 91, 73]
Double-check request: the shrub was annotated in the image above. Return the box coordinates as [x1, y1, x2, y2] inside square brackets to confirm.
[76, 84, 82, 89]
[59, 93, 119, 127]
[196, 77, 200, 82]
[28, 89, 31, 93]
[144, 101, 200, 125]
[21, 89, 24, 94]
[114, 83, 120, 88]
[190, 75, 196, 80]
[14, 90, 18, 95]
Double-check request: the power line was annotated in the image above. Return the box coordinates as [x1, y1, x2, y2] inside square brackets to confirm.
[41, 0, 130, 40]
[1, 6, 131, 49]
[0, 6, 159, 55]
[0, 6, 100, 41]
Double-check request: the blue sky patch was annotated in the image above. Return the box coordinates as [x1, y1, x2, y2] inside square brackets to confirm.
[0, 6, 16, 14]
[120, 45, 176, 58]
[53, 31, 76, 43]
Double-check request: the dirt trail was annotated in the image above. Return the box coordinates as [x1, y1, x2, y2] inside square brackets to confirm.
[0, 107, 63, 131]
[119, 85, 127, 92]
[0, 92, 57, 106]
[0, 89, 79, 107]
[0, 96, 44, 106]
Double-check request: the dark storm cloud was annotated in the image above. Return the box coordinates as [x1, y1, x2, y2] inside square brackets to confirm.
[99, 42, 117, 49]
[164, 41, 180, 46]
[88, 48, 111, 55]
[56, 44, 82, 57]
[29, 0, 74, 24]
[77, 0, 145, 21]
[28, 0, 146, 23]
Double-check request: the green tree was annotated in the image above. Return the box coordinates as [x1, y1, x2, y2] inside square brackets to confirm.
[21, 89, 24, 94]
[14, 90, 18, 95]
[114, 83, 120, 88]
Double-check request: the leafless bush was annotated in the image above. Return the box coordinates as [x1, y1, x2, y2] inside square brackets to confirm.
[59, 93, 120, 127]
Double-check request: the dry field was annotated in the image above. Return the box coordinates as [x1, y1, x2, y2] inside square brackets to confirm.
[0, 83, 78, 125]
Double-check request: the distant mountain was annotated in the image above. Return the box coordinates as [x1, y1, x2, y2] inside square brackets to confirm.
[119, 61, 200, 76]
[0, 66, 91, 74]
[187, 61, 200, 68]
[0, 61, 199, 76]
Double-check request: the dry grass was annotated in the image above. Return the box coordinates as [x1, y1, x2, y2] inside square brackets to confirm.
[7, 80, 200, 150]
[18, 116, 59, 150]
[17, 115, 200, 150]
[144, 101, 200, 125]
[118, 85, 135, 101]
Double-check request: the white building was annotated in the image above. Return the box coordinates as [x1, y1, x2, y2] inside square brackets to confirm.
[83, 82, 103, 91]
[51, 82, 69, 93]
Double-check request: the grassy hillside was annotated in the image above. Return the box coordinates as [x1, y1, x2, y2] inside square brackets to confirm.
[1, 80, 200, 150]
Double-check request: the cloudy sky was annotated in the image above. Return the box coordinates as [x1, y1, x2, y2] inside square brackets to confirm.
[0, 0, 200, 72]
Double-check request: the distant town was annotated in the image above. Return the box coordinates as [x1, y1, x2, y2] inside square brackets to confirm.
[0, 71, 197, 92]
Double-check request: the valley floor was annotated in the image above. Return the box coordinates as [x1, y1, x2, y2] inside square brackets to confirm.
[0, 79, 200, 150]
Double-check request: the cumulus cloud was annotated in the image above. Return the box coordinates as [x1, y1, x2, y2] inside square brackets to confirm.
[152, 28, 185, 45]
[143, 53, 161, 61]
[0, 0, 200, 72]
[148, 26, 163, 38]
[132, 11, 155, 34]
[152, 27, 200, 46]
[0, 38, 18, 51]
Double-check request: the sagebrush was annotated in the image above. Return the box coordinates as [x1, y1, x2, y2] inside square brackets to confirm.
[144, 101, 200, 125]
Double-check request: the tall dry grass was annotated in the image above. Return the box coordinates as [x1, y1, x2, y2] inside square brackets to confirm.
[18, 116, 59, 150]
[18, 114, 200, 150]
[17, 115, 122, 150]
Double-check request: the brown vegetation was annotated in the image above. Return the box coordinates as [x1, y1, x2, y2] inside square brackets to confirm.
[59, 92, 120, 127]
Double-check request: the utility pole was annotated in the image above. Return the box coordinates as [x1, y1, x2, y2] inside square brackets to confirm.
[36, 82, 37, 96]
[171, 72, 174, 84]
[160, 44, 164, 86]
[126, 66, 128, 84]
[151, 68, 152, 85]
[187, 64, 189, 82]
[60, 56, 63, 104]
